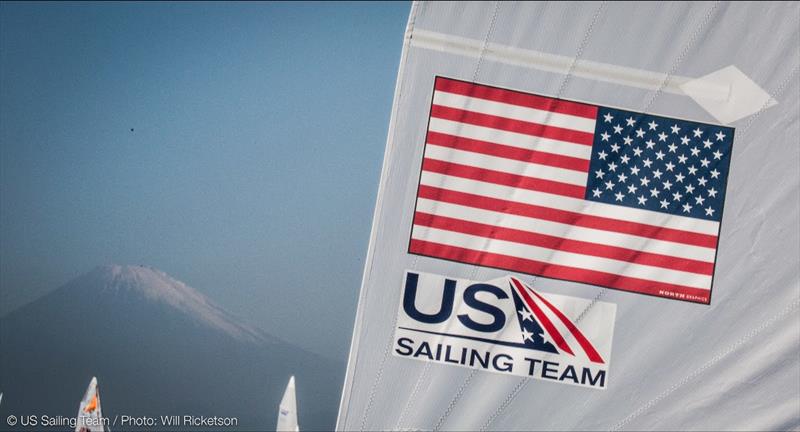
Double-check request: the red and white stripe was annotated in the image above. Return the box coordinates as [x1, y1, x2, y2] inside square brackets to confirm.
[511, 277, 604, 364]
[410, 77, 719, 304]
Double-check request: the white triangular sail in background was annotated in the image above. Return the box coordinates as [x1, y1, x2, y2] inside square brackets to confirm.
[337, 2, 799, 431]
[75, 377, 104, 432]
[276, 375, 299, 432]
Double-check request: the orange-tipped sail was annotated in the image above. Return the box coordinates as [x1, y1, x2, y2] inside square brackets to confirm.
[75, 377, 104, 432]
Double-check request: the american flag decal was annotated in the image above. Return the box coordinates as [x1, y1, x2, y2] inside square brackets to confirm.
[409, 76, 735, 304]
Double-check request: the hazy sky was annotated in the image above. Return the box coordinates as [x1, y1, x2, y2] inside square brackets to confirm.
[0, 1, 410, 359]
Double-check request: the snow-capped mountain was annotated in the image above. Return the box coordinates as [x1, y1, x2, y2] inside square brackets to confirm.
[0, 265, 342, 431]
[61, 265, 274, 345]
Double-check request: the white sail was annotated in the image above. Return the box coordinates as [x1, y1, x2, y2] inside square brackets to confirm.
[338, 2, 800, 431]
[276, 375, 299, 432]
[75, 377, 104, 432]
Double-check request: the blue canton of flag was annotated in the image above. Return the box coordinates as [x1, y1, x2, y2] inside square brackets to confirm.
[585, 108, 734, 221]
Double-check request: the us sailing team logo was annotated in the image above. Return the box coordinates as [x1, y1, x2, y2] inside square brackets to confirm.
[393, 271, 616, 389]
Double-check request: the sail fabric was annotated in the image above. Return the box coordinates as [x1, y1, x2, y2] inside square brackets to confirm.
[412, 76, 732, 304]
[75, 377, 104, 432]
[338, 1, 799, 431]
[277, 376, 299, 432]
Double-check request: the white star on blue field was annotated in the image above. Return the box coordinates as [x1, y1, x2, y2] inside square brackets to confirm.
[587, 108, 733, 221]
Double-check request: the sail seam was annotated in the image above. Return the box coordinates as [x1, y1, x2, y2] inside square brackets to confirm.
[555, 1, 608, 100]
[640, 1, 721, 115]
[611, 297, 800, 430]
[472, 1, 501, 83]
[611, 50, 800, 431]
[394, 3, 502, 428]
[344, 2, 421, 431]
[741, 64, 799, 134]
[475, 3, 728, 429]
[432, 3, 608, 428]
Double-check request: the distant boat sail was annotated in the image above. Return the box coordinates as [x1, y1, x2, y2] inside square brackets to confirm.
[75, 377, 104, 432]
[276, 376, 299, 432]
[338, 2, 799, 431]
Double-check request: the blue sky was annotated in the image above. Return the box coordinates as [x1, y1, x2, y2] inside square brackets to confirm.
[0, 1, 410, 358]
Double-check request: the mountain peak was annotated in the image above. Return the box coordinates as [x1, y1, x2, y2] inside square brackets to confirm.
[1, 265, 342, 431]
[64, 264, 274, 345]
[87, 264, 203, 302]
